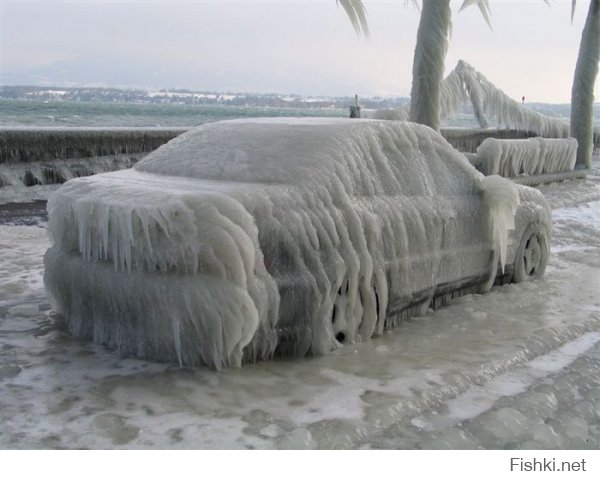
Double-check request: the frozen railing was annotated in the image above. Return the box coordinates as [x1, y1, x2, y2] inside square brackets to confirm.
[0, 155, 142, 187]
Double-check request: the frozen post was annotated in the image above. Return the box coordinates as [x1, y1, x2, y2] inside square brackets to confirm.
[349, 94, 361, 118]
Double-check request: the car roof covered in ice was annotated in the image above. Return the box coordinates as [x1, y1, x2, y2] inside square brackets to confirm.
[135, 117, 480, 195]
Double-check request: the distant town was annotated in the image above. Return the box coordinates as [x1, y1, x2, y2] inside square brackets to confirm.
[1, 85, 596, 121]
[0, 85, 409, 111]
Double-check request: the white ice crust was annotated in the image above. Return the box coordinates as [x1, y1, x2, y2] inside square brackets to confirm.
[45, 118, 533, 368]
[474, 137, 578, 177]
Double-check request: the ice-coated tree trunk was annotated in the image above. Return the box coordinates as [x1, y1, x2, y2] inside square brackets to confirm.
[571, 0, 600, 169]
[409, 0, 452, 131]
[466, 79, 489, 129]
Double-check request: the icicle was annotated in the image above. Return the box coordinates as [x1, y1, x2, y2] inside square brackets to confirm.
[171, 315, 183, 367]
[479, 175, 520, 272]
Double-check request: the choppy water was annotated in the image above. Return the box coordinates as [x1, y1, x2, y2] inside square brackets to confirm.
[3, 99, 598, 130]
[1, 163, 599, 449]
[0, 100, 347, 128]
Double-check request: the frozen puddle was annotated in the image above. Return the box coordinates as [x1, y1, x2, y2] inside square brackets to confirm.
[410, 332, 600, 432]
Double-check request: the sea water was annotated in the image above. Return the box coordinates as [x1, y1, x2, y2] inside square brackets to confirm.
[0, 99, 347, 128]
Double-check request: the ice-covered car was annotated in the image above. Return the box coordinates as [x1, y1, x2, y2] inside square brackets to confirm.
[44, 118, 551, 368]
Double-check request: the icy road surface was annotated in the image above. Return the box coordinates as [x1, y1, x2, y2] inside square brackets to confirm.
[1, 162, 599, 449]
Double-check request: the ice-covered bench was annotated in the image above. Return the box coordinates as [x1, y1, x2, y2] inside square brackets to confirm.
[467, 137, 585, 185]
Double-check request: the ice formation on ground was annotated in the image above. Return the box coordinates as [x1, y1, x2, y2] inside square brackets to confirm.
[441, 60, 571, 138]
[44, 118, 549, 368]
[473, 137, 578, 177]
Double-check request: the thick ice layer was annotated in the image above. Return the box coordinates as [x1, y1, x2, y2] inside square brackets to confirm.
[45, 118, 544, 368]
[440, 128, 543, 154]
[371, 107, 409, 121]
[475, 137, 578, 177]
[46, 171, 280, 367]
[408, 0, 451, 130]
[0, 127, 183, 163]
[479, 175, 520, 272]
[0, 154, 142, 187]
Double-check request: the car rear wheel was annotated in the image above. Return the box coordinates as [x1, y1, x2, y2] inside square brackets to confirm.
[513, 224, 549, 283]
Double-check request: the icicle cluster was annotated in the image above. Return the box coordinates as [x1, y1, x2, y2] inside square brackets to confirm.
[0, 155, 140, 187]
[478, 175, 520, 273]
[0, 128, 182, 163]
[44, 118, 535, 368]
[441, 60, 571, 138]
[46, 170, 280, 368]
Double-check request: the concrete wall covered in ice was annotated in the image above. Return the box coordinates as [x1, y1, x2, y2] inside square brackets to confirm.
[0, 128, 186, 164]
[0, 128, 187, 187]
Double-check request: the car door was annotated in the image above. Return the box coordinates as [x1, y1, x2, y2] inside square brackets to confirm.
[381, 126, 492, 316]
[425, 140, 493, 290]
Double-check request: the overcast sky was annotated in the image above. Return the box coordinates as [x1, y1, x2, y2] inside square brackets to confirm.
[1, 0, 597, 103]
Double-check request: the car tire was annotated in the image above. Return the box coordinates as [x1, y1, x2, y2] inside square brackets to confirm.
[513, 223, 549, 283]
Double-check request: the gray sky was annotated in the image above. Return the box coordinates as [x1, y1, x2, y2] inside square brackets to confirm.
[1, 0, 596, 102]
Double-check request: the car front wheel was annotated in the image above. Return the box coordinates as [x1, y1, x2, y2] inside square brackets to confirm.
[513, 223, 549, 283]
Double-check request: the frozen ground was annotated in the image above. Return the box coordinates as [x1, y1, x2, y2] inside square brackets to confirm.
[0, 160, 599, 449]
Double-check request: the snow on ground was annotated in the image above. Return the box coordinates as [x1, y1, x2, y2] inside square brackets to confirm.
[0, 160, 599, 449]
